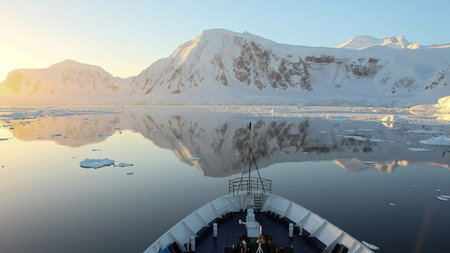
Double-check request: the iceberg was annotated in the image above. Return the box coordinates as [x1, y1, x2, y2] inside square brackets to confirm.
[380, 115, 406, 123]
[80, 158, 115, 169]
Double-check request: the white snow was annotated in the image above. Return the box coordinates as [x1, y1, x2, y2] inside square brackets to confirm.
[362, 241, 380, 250]
[419, 135, 450, 145]
[80, 158, 115, 169]
[408, 148, 432, 152]
[117, 162, 134, 167]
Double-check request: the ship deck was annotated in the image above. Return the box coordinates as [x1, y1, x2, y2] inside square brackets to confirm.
[194, 211, 322, 253]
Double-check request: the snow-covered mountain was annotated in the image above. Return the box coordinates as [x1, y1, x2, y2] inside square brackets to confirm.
[1, 30, 449, 106]
[336, 35, 450, 50]
[131, 29, 450, 106]
[0, 60, 132, 105]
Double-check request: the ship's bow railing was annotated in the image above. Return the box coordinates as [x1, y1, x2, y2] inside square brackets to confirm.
[229, 177, 271, 195]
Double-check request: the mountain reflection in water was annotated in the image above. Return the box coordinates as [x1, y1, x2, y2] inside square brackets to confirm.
[4, 106, 449, 176]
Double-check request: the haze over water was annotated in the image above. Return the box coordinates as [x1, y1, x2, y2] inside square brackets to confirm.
[0, 105, 449, 252]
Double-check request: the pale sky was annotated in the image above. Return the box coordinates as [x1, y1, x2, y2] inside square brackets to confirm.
[1, 0, 449, 81]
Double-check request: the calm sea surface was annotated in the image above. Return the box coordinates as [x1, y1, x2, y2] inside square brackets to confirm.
[0, 106, 449, 253]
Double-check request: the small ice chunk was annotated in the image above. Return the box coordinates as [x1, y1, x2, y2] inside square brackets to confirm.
[319, 130, 328, 133]
[98, 134, 112, 137]
[51, 134, 62, 137]
[126, 172, 134, 175]
[110, 120, 119, 123]
[80, 158, 115, 169]
[419, 135, 450, 146]
[362, 241, 379, 250]
[389, 203, 396, 206]
[436, 196, 448, 201]
[363, 161, 376, 164]
[92, 149, 101, 151]
[440, 195, 450, 198]
[436, 189, 441, 192]
[185, 157, 202, 161]
[411, 185, 417, 188]
[117, 162, 133, 167]
[408, 148, 432, 152]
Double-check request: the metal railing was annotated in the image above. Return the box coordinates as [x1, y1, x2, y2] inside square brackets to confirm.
[229, 177, 271, 195]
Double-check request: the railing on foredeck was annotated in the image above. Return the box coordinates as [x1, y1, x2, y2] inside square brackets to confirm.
[229, 177, 271, 195]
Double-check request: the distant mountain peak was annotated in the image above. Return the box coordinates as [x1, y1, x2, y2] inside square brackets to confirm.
[336, 35, 421, 50]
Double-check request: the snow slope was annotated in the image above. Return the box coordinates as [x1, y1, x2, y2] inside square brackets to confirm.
[0, 60, 132, 105]
[131, 29, 450, 106]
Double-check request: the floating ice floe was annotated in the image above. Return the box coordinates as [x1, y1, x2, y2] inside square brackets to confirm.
[436, 196, 449, 201]
[117, 162, 133, 167]
[319, 130, 328, 133]
[80, 158, 115, 169]
[98, 134, 112, 137]
[362, 241, 379, 250]
[419, 135, 450, 146]
[363, 161, 376, 164]
[185, 157, 202, 161]
[389, 203, 396, 206]
[408, 148, 432, 152]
